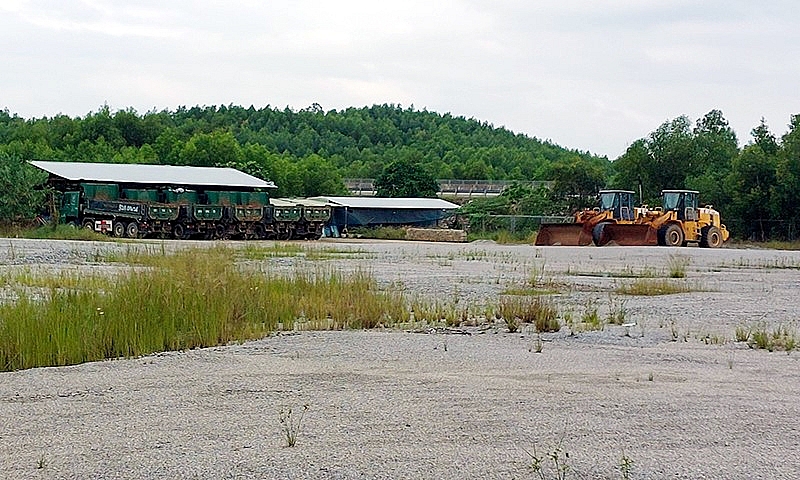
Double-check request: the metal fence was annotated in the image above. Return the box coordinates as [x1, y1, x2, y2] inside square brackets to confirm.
[343, 179, 554, 197]
[466, 214, 572, 235]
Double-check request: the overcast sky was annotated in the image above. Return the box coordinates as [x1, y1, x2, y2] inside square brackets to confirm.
[2, 0, 798, 159]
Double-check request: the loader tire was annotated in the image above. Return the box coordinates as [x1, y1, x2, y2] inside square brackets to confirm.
[700, 225, 723, 248]
[592, 221, 613, 246]
[659, 224, 684, 247]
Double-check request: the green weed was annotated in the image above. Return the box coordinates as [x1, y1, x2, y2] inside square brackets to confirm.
[615, 278, 701, 296]
[605, 296, 628, 325]
[499, 296, 560, 333]
[667, 253, 690, 278]
[748, 323, 797, 352]
[618, 450, 634, 480]
[578, 301, 603, 332]
[734, 325, 750, 343]
[279, 404, 309, 447]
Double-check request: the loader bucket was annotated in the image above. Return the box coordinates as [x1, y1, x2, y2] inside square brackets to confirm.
[535, 224, 593, 246]
[596, 224, 659, 246]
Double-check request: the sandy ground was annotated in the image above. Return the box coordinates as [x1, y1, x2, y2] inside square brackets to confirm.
[1, 238, 800, 479]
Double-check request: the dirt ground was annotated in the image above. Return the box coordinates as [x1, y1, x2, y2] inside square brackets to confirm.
[1, 238, 799, 479]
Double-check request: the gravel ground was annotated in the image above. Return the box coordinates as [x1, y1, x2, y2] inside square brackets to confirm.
[1, 238, 800, 479]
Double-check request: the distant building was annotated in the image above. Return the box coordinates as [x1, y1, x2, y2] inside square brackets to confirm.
[310, 196, 459, 236]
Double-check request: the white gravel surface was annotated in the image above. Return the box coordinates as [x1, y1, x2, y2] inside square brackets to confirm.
[1, 238, 800, 479]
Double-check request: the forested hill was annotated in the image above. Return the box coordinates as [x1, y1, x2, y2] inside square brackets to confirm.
[0, 103, 607, 195]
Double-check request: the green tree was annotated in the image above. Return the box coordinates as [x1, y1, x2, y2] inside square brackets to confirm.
[374, 159, 438, 197]
[549, 157, 607, 211]
[725, 143, 778, 240]
[773, 115, 800, 239]
[294, 154, 347, 197]
[0, 154, 48, 223]
[179, 130, 243, 167]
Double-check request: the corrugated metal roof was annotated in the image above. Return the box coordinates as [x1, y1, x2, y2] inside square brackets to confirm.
[310, 196, 459, 210]
[269, 198, 301, 207]
[30, 160, 276, 189]
[287, 198, 330, 207]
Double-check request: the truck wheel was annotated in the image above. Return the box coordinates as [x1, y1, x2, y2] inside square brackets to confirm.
[83, 219, 95, 231]
[126, 222, 140, 239]
[700, 226, 723, 248]
[112, 221, 125, 237]
[660, 224, 684, 247]
[173, 223, 185, 239]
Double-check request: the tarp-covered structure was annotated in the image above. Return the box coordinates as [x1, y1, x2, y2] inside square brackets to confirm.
[310, 196, 459, 234]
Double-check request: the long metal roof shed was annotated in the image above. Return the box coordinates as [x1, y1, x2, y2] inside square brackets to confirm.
[310, 196, 459, 210]
[29, 160, 276, 189]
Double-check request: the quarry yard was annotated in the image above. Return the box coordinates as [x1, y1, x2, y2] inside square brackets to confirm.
[1, 238, 799, 479]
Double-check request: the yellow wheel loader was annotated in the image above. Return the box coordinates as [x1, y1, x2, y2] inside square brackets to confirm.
[597, 190, 729, 247]
[535, 190, 642, 246]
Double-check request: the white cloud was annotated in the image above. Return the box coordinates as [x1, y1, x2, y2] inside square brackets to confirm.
[1, 0, 799, 157]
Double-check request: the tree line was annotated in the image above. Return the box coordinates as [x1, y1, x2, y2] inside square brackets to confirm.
[0, 103, 798, 240]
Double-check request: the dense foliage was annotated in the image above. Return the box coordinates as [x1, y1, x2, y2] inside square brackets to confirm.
[0, 103, 600, 222]
[611, 111, 800, 241]
[374, 159, 439, 197]
[1, 103, 800, 240]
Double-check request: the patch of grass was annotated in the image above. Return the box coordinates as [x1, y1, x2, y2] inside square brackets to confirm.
[349, 226, 406, 240]
[570, 265, 658, 279]
[667, 253, 690, 278]
[734, 325, 751, 342]
[505, 316, 520, 333]
[729, 240, 800, 251]
[20, 224, 113, 242]
[503, 261, 560, 295]
[499, 296, 560, 332]
[240, 242, 306, 259]
[0, 248, 409, 371]
[748, 323, 797, 352]
[577, 301, 603, 332]
[466, 229, 536, 244]
[615, 278, 702, 296]
[605, 296, 628, 325]
[410, 300, 461, 327]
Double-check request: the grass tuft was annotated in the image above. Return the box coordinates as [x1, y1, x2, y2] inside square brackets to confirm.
[667, 253, 690, 278]
[748, 323, 797, 352]
[279, 404, 309, 447]
[615, 278, 702, 296]
[499, 296, 560, 332]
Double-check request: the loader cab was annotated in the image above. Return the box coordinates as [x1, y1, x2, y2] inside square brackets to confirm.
[598, 190, 636, 221]
[661, 190, 699, 221]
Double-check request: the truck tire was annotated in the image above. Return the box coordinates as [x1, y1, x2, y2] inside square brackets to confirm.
[126, 222, 140, 238]
[700, 225, 723, 248]
[660, 224, 684, 247]
[83, 219, 95, 231]
[172, 223, 185, 239]
[113, 221, 125, 237]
